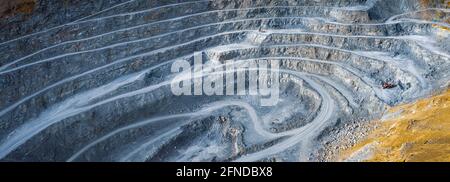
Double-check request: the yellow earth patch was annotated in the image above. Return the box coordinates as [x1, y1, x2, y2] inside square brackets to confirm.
[341, 89, 450, 162]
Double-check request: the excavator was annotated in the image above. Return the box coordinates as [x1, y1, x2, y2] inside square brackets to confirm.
[382, 82, 397, 89]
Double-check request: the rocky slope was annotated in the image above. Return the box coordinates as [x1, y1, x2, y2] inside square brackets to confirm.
[0, 0, 449, 162]
[342, 89, 450, 162]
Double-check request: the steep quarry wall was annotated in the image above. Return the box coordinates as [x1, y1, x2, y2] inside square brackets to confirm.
[0, 0, 448, 162]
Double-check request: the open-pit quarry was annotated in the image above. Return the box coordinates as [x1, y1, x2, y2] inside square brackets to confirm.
[0, 0, 449, 162]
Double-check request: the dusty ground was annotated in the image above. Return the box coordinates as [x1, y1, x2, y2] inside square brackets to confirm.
[341, 88, 450, 162]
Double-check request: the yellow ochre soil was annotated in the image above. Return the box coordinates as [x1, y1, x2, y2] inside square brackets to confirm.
[342, 89, 450, 162]
[0, 0, 36, 18]
[418, 0, 450, 31]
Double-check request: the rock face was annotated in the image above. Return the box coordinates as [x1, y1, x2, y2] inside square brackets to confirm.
[0, 0, 448, 162]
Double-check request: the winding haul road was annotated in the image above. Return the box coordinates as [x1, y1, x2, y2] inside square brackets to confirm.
[0, 0, 448, 161]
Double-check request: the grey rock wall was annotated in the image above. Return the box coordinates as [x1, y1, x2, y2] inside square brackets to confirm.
[0, 0, 448, 162]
